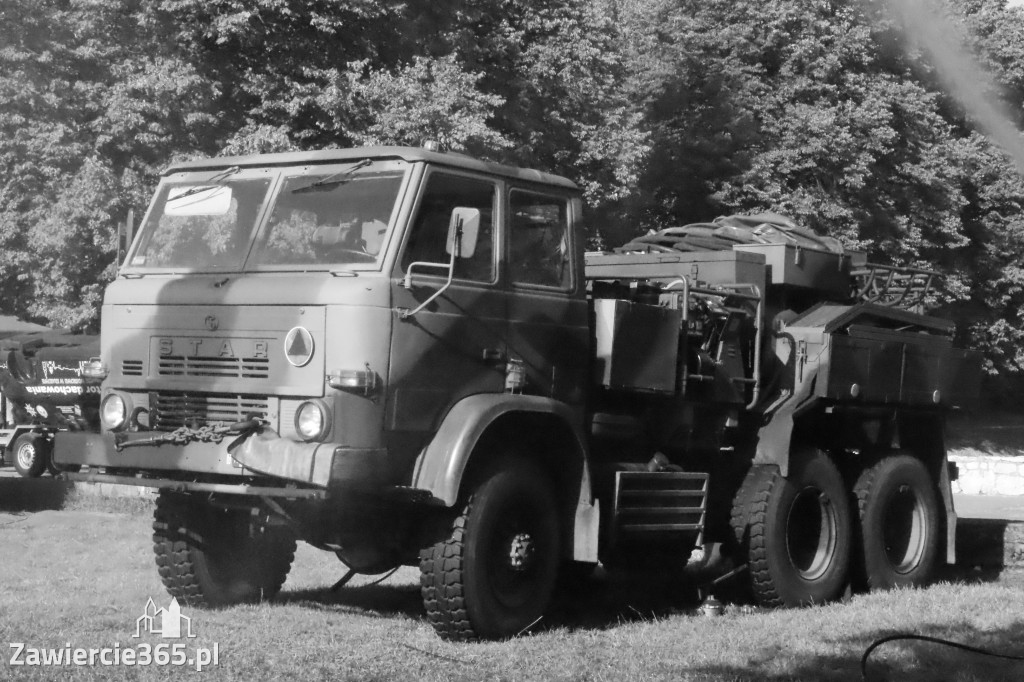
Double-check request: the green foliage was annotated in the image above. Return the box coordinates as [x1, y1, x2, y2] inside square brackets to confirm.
[0, 0, 219, 330]
[342, 54, 511, 152]
[2, 0, 1024, 387]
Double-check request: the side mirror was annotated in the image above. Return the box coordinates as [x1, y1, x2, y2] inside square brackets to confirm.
[445, 207, 480, 259]
[118, 209, 134, 264]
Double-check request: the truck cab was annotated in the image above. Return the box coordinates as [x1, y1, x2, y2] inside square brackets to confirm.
[56, 146, 598, 638]
[58, 146, 590, 486]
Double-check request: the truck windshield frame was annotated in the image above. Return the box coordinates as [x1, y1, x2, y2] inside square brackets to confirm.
[124, 159, 411, 274]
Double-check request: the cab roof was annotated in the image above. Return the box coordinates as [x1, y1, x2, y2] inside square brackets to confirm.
[164, 145, 579, 191]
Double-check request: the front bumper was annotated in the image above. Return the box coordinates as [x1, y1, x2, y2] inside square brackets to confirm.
[64, 470, 328, 499]
[54, 430, 388, 489]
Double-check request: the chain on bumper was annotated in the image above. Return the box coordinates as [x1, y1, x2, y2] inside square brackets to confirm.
[113, 417, 266, 452]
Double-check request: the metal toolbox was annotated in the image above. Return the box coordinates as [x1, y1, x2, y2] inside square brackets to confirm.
[734, 243, 857, 296]
[592, 299, 681, 393]
[821, 326, 983, 407]
[585, 250, 767, 290]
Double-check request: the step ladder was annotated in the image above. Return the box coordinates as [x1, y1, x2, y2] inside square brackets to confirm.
[610, 471, 708, 548]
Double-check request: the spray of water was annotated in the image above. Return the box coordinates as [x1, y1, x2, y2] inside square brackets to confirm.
[880, 0, 1024, 176]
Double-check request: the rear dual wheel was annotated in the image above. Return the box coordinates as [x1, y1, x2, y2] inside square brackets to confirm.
[730, 449, 941, 607]
[853, 454, 940, 590]
[730, 448, 852, 607]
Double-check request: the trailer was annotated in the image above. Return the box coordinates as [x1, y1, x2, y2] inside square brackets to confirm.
[54, 145, 981, 640]
[0, 332, 100, 477]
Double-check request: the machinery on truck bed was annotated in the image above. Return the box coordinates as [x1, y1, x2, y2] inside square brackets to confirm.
[55, 145, 981, 640]
[0, 332, 99, 477]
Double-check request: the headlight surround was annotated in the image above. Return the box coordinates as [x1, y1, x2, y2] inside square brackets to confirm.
[100, 393, 129, 431]
[295, 400, 331, 442]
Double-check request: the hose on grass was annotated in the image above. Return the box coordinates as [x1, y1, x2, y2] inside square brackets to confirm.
[862, 633, 1024, 681]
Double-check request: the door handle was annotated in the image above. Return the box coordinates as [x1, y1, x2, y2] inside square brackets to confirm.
[481, 348, 506, 363]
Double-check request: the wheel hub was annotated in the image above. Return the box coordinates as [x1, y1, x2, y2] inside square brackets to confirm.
[508, 532, 535, 571]
[17, 443, 35, 470]
[786, 487, 838, 581]
[884, 485, 925, 573]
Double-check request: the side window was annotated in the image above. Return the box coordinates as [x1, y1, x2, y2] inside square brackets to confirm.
[402, 173, 496, 283]
[509, 190, 571, 288]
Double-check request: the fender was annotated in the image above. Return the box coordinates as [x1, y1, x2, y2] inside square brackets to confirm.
[937, 451, 957, 565]
[411, 392, 599, 562]
[755, 326, 826, 477]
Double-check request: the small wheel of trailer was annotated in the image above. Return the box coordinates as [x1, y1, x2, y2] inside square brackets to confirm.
[152, 492, 297, 607]
[12, 433, 48, 478]
[729, 448, 852, 607]
[852, 454, 940, 591]
[419, 458, 561, 641]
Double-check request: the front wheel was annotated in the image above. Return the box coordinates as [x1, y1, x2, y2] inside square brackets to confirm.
[152, 492, 296, 607]
[730, 449, 852, 607]
[12, 434, 48, 478]
[853, 454, 940, 590]
[420, 458, 561, 640]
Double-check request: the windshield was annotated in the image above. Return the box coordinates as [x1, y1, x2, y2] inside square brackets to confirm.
[130, 176, 273, 270]
[250, 168, 404, 268]
[127, 161, 409, 273]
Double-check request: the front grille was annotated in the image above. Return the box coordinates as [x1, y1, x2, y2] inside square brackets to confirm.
[122, 360, 144, 376]
[151, 391, 269, 431]
[157, 355, 270, 379]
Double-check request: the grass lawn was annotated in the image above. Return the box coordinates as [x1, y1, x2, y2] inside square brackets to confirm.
[1, 502, 1023, 681]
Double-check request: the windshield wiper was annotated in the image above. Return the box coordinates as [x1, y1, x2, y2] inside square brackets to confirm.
[291, 159, 373, 193]
[169, 166, 241, 202]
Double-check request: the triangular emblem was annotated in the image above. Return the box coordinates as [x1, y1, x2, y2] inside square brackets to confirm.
[285, 327, 314, 367]
[288, 332, 308, 357]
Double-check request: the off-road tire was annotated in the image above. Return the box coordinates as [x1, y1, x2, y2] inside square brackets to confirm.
[853, 454, 940, 591]
[730, 449, 851, 607]
[419, 458, 560, 641]
[152, 492, 296, 607]
[717, 467, 765, 604]
[12, 433, 48, 478]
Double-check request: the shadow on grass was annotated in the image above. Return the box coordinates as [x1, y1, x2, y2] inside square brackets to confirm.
[0, 473, 72, 511]
[274, 557, 1024, 641]
[278, 581, 425, 620]
[278, 564, 706, 632]
[273, 517, 1024, 642]
[548, 568, 705, 631]
[685, 621, 1024, 682]
[930, 518, 1024, 593]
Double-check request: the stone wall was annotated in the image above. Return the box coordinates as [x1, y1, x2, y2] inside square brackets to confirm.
[949, 452, 1024, 496]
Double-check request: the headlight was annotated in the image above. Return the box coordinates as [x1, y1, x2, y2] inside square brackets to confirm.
[295, 400, 331, 442]
[100, 393, 128, 431]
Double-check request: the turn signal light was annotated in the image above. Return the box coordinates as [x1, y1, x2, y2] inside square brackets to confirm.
[327, 369, 379, 395]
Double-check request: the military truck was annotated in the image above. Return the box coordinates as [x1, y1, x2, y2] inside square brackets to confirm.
[55, 145, 981, 640]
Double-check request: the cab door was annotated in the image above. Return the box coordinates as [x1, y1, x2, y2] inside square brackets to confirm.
[388, 171, 506, 437]
[505, 189, 589, 405]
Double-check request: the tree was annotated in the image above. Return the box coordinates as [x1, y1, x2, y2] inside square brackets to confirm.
[0, 0, 218, 330]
